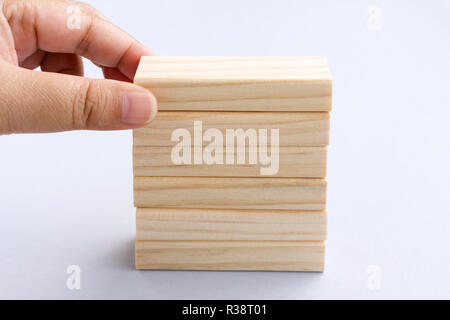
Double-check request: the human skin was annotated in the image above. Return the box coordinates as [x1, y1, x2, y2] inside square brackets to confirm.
[0, 0, 158, 135]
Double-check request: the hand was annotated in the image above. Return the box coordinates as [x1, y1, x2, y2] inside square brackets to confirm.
[0, 0, 157, 135]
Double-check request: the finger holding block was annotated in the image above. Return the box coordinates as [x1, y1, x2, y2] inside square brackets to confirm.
[134, 56, 332, 112]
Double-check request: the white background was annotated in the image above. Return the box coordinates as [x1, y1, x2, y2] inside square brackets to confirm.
[1, 0, 450, 299]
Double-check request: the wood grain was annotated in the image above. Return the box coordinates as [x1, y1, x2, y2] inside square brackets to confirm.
[133, 112, 330, 147]
[134, 56, 332, 111]
[133, 146, 327, 178]
[135, 240, 325, 271]
[136, 208, 327, 241]
[134, 177, 327, 210]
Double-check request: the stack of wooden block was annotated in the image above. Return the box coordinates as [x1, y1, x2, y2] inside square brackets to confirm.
[132, 57, 332, 272]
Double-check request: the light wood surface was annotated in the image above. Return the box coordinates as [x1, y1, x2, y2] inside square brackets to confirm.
[134, 177, 327, 210]
[133, 146, 327, 178]
[133, 111, 330, 147]
[132, 56, 331, 272]
[136, 208, 327, 241]
[134, 56, 332, 111]
[135, 240, 325, 271]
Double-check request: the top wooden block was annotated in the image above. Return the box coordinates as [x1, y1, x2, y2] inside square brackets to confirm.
[134, 57, 332, 111]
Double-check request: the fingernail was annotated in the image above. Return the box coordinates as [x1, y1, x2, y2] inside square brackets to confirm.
[121, 91, 158, 125]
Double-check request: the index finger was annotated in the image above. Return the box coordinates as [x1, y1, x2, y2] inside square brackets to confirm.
[4, 0, 152, 79]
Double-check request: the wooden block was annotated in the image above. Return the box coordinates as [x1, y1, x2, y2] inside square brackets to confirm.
[133, 111, 329, 147]
[135, 240, 325, 271]
[134, 56, 332, 111]
[134, 177, 327, 210]
[136, 208, 327, 241]
[134, 146, 327, 178]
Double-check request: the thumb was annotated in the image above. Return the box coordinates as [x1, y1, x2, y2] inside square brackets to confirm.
[0, 62, 158, 134]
